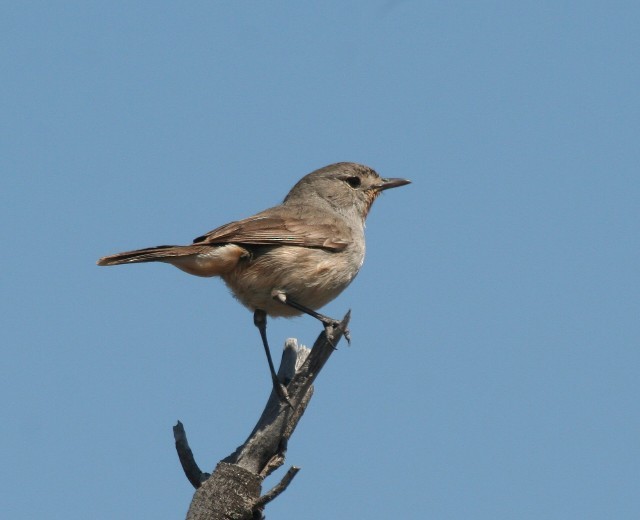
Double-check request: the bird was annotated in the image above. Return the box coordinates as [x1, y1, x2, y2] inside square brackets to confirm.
[98, 162, 410, 399]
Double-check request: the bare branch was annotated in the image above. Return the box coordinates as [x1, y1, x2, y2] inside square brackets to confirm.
[255, 466, 301, 509]
[179, 312, 351, 519]
[173, 421, 210, 489]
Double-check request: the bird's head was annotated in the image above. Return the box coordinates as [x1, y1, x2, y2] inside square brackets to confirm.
[284, 162, 411, 222]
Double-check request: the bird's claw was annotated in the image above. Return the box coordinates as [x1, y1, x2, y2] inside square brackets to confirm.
[323, 320, 351, 349]
[273, 379, 293, 408]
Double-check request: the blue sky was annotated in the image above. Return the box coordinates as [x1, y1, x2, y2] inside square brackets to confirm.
[2, 2, 639, 518]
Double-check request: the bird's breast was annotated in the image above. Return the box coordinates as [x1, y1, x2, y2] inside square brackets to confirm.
[221, 242, 364, 317]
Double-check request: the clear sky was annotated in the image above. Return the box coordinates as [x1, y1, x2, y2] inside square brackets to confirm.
[2, 2, 639, 519]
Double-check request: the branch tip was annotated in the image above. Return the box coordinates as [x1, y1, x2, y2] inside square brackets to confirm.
[254, 466, 301, 509]
[173, 420, 210, 489]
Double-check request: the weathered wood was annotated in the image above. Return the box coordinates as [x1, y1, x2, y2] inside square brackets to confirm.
[254, 466, 301, 509]
[185, 463, 261, 520]
[176, 312, 350, 519]
[174, 421, 210, 488]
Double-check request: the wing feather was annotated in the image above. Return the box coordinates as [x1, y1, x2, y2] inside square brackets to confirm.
[192, 207, 350, 251]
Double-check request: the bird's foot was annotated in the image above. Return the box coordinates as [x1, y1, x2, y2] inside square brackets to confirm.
[271, 292, 351, 346]
[272, 376, 293, 408]
[321, 318, 351, 348]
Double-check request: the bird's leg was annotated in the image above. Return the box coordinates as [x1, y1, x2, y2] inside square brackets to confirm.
[271, 292, 351, 346]
[253, 309, 291, 405]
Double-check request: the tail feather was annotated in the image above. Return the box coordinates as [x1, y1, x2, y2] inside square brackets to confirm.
[97, 245, 201, 266]
[97, 243, 247, 277]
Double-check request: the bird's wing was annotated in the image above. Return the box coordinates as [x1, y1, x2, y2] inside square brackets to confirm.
[192, 209, 350, 251]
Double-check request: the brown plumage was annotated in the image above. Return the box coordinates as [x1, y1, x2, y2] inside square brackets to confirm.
[98, 162, 410, 397]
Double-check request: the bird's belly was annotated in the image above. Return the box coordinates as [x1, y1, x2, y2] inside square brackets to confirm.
[221, 245, 363, 317]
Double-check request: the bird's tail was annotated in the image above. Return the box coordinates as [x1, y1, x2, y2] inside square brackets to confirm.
[97, 245, 198, 266]
[97, 243, 246, 277]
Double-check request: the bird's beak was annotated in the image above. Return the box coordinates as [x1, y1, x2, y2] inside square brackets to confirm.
[376, 177, 412, 191]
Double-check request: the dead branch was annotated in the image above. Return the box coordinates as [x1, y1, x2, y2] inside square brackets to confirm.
[175, 311, 351, 520]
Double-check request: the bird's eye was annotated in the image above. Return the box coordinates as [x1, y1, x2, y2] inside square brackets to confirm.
[346, 176, 361, 188]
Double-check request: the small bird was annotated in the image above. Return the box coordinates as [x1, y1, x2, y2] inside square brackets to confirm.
[98, 162, 410, 398]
